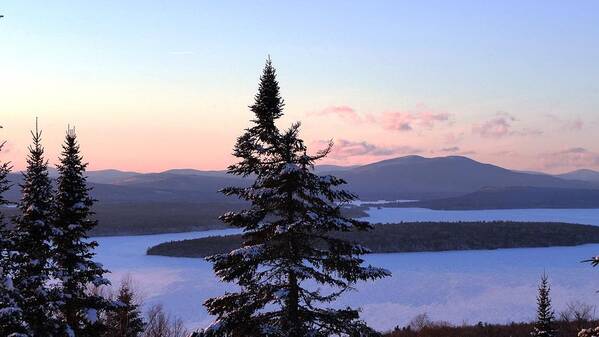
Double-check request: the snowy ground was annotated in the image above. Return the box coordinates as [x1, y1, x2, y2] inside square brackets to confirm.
[93, 208, 599, 332]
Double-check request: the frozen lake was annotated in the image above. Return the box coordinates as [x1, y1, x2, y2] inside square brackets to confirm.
[93, 208, 599, 332]
[363, 207, 599, 226]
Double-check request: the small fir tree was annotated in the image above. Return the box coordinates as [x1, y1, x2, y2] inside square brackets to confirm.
[12, 122, 65, 336]
[103, 280, 145, 337]
[54, 127, 111, 336]
[0, 141, 29, 336]
[197, 59, 390, 337]
[531, 274, 555, 337]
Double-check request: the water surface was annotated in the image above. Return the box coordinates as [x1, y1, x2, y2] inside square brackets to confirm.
[93, 208, 599, 331]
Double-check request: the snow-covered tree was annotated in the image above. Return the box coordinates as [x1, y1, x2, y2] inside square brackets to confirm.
[103, 280, 145, 337]
[196, 59, 390, 337]
[12, 123, 65, 336]
[579, 327, 599, 337]
[531, 273, 555, 337]
[0, 141, 29, 336]
[54, 127, 111, 336]
[580, 257, 599, 337]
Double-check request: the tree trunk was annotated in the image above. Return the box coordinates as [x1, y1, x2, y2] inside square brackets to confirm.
[287, 271, 301, 337]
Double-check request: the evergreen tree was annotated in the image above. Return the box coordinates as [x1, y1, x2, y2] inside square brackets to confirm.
[227, 56, 284, 180]
[580, 258, 599, 337]
[54, 127, 111, 336]
[0, 141, 29, 336]
[531, 274, 555, 337]
[103, 280, 145, 337]
[12, 122, 65, 336]
[197, 59, 390, 337]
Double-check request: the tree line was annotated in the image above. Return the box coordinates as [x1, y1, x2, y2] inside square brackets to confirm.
[0, 123, 192, 337]
[0, 123, 110, 336]
[147, 221, 599, 258]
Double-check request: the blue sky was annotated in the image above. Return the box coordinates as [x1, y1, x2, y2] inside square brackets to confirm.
[1, 1, 598, 172]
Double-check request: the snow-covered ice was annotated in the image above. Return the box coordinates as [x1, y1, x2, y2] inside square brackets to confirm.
[92, 208, 599, 332]
[349, 200, 417, 206]
[93, 229, 240, 329]
[363, 207, 599, 226]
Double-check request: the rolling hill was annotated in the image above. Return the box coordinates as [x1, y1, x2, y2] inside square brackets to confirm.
[4, 155, 599, 235]
[6, 155, 598, 204]
[4, 171, 247, 203]
[557, 169, 599, 183]
[330, 156, 597, 200]
[390, 186, 599, 210]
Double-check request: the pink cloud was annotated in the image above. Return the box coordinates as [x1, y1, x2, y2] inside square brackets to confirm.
[440, 146, 460, 153]
[444, 132, 465, 144]
[379, 111, 451, 132]
[310, 106, 365, 124]
[539, 147, 599, 170]
[472, 113, 515, 138]
[313, 139, 421, 159]
[511, 128, 543, 137]
[546, 114, 584, 131]
[311, 105, 451, 132]
[436, 146, 476, 156]
[472, 113, 542, 138]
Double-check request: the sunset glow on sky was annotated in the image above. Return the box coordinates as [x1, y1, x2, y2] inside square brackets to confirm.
[1, 1, 598, 173]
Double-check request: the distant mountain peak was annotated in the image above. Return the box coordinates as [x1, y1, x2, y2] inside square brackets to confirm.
[332, 154, 598, 200]
[359, 155, 483, 170]
[557, 169, 599, 183]
[568, 169, 599, 174]
[360, 155, 426, 168]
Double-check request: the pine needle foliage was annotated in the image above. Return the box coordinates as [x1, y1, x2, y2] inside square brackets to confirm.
[54, 128, 112, 336]
[531, 273, 555, 337]
[198, 58, 390, 337]
[0, 141, 29, 336]
[12, 124, 64, 336]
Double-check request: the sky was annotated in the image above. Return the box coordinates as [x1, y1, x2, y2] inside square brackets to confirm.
[1, 1, 598, 173]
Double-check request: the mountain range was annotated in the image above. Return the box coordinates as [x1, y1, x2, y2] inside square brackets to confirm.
[3, 155, 599, 235]
[392, 186, 599, 210]
[6, 155, 598, 204]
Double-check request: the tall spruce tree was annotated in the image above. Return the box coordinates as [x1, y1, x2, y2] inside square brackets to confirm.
[0, 141, 29, 336]
[228, 56, 284, 179]
[197, 59, 390, 337]
[12, 122, 65, 336]
[103, 280, 145, 337]
[531, 274, 555, 337]
[54, 127, 111, 336]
